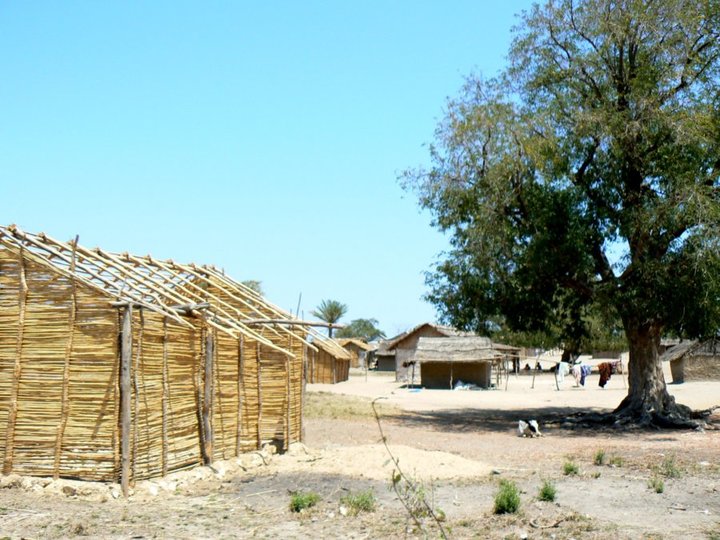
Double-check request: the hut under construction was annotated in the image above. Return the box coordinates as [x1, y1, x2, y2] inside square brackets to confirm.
[306, 338, 351, 384]
[0, 225, 329, 492]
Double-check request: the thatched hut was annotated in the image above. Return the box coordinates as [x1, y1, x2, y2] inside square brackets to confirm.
[382, 323, 472, 383]
[0, 225, 320, 492]
[414, 337, 510, 389]
[336, 338, 372, 368]
[306, 338, 351, 383]
[661, 339, 720, 384]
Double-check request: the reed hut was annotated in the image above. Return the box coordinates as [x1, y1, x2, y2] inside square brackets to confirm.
[306, 338, 351, 383]
[336, 338, 372, 368]
[0, 225, 323, 492]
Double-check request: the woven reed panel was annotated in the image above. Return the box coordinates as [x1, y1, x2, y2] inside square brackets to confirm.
[212, 331, 240, 461]
[258, 344, 289, 445]
[0, 251, 119, 480]
[237, 336, 260, 452]
[287, 336, 304, 443]
[0, 248, 21, 461]
[155, 319, 202, 478]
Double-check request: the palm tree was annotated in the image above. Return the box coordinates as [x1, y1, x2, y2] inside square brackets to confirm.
[311, 299, 348, 338]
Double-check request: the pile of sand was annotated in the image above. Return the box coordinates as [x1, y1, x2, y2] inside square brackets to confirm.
[282, 443, 492, 481]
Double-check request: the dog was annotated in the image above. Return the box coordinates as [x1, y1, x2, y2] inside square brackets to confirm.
[518, 419, 542, 437]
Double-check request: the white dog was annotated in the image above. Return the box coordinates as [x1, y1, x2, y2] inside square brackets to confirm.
[518, 419, 542, 437]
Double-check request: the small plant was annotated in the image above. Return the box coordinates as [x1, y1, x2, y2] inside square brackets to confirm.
[493, 479, 521, 514]
[340, 490, 376, 515]
[660, 455, 681, 478]
[608, 455, 624, 467]
[563, 460, 580, 476]
[538, 480, 556, 502]
[592, 471, 601, 479]
[594, 449, 606, 466]
[648, 476, 664, 493]
[289, 491, 320, 513]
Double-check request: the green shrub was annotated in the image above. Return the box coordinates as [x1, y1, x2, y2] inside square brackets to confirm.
[340, 490, 376, 515]
[493, 479, 521, 514]
[648, 476, 664, 493]
[538, 480, 556, 502]
[660, 455, 681, 478]
[608, 455, 624, 467]
[563, 460, 580, 476]
[594, 449, 606, 466]
[289, 491, 320, 513]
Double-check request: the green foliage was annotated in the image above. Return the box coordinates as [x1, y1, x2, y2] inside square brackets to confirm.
[563, 460, 580, 476]
[659, 455, 682, 478]
[402, 0, 720, 412]
[336, 318, 386, 341]
[289, 491, 320, 513]
[391, 471, 437, 520]
[609, 456, 624, 467]
[493, 479, 521, 514]
[340, 490, 376, 515]
[648, 476, 665, 493]
[311, 299, 348, 337]
[538, 480, 557, 502]
[594, 449, 606, 466]
[240, 280, 263, 295]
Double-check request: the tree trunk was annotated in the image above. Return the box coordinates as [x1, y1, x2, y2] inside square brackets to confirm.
[613, 323, 695, 428]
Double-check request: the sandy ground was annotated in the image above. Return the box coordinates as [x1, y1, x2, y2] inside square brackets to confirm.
[0, 366, 718, 539]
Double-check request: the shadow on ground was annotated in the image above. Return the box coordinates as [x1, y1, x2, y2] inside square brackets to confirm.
[378, 406, 656, 438]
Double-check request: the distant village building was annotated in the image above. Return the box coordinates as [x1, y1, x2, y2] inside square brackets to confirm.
[661, 339, 720, 384]
[336, 338, 373, 368]
[306, 338, 352, 384]
[380, 323, 472, 383]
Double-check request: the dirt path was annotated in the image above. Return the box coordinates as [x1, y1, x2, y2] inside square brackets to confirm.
[0, 370, 718, 539]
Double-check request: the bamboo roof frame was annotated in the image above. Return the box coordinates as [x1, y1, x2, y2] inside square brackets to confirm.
[0, 225, 343, 358]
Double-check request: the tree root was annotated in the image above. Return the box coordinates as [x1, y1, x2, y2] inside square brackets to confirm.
[554, 404, 716, 431]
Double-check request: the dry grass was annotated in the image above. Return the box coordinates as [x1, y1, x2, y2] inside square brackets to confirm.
[304, 392, 401, 420]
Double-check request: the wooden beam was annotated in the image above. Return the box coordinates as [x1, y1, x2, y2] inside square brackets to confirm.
[54, 235, 78, 478]
[201, 330, 214, 465]
[120, 306, 133, 497]
[3, 246, 28, 475]
[242, 318, 346, 329]
[170, 302, 210, 313]
[256, 342, 262, 450]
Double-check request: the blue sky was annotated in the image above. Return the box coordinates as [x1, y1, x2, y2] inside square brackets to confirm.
[1, 1, 533, 336]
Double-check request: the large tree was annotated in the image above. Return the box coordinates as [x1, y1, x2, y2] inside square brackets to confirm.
[336, 318, 386, 341]
[404, 0, 720, 427]
[311, 299, 348, 338]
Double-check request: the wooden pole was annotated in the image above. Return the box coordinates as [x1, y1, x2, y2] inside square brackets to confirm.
[285, 352, 291, 450]
[301, 345, 307, 443]
[236, 335, 244, 456]
[161, 317, 169, 477]
[256, 342, 263, 450]
[54, 235, 78, 478]
[201, 329, 214, 465]
[120, 305, 133, 497]
[4, 246, 29, 475]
